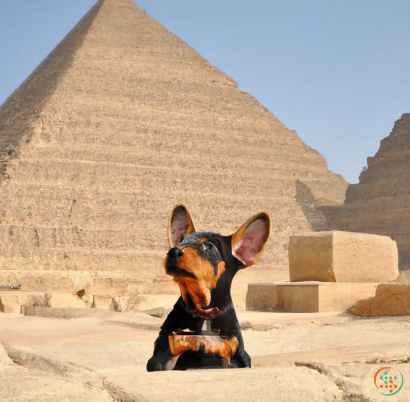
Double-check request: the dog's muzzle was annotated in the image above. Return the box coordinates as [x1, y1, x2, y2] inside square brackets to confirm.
[165, 247, 183, 274]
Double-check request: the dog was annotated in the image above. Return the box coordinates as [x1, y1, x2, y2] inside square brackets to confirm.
[146, 204, 270, 371]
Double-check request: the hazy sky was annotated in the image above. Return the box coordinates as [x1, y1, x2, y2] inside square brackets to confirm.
[1, 0, 409, 183]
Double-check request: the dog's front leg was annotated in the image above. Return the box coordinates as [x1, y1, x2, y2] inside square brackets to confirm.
[231, 322, 251, 368]
[232, 348, 251, 368]
[147, 334, 179, 372]
[165, 354, 180, 370]
[220, 358, 231, 368]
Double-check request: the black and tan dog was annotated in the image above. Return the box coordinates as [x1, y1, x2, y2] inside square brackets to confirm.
[147, 204, 270, 371]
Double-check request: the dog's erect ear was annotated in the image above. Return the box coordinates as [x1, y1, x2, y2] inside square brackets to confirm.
[231, 212, 270, 266]
[168, 204, 196, 247]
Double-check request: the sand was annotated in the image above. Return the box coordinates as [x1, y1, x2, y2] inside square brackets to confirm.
[1, 309, 410, 401]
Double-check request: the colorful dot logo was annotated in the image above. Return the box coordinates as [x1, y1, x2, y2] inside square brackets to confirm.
[374, 367, 404, 396]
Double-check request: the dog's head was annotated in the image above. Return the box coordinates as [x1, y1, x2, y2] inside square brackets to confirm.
[164, 204, 270, 312]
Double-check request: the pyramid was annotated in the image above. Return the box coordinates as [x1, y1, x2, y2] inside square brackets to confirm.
[324, 114, 410, 272]
[0, 0, 347, 307]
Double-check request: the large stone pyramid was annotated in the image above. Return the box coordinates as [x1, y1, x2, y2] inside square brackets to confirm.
[325, 114, 410, 273]
[0, 0, 347, 307]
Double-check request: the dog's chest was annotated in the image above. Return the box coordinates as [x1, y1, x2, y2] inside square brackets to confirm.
[168, 331, 239, 359]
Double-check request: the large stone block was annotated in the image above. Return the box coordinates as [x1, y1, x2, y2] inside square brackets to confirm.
[23, 306, 102, 318]
[93, 277, 128, 297]
[131, 295, 177, 311]
[352, 284, 410, 316]
[92, 295, 113, 310]
[246, 282, 378, 313]
[289, 231, 399, 283]
[0, 291, 44, 313]
[0, 270, 94, 302]
[0, 291, 88, 313]
[46, 293, 88, 309]
[25, 293, 49, 307]
[92, 294, 177, 312]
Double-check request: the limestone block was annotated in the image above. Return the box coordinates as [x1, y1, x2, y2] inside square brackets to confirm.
[25, 293, 48, 307]
[92, 295, 113, 310]
[67, 271, 94, 302]
[0, 291, 88, 313]
[0, 270, 94, 302]
[289, 231, 398, 283]
[23, 273, 72, 294]
[231, 266, 289, 310]
[0, 291, 44, 313]
[111, 296, 127, 312]
[133, 295, 177, 311]
[111, 296, 136, 312]
[23, 306, 102, 319]
[0, 271, 24, 289]
[93, 278, 128, 297]
[143, 307, 172, 318]
[246, 282, 378, 313]
[99, 294, 178, 312]
[46, 293, 87, 309]
[91, 277, 130, 310]
[352, 283, 410, 316]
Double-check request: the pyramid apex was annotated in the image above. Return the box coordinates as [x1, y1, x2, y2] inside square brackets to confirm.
[98, 0, 146, 13]
[102, 0, 137, 4]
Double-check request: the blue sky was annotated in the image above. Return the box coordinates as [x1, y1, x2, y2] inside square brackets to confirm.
[1, 0, 409, 183]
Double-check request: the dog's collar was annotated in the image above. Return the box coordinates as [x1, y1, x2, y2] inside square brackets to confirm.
[183, 302, 233, 320]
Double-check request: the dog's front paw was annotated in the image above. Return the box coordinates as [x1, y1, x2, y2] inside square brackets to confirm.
[146, 358, 165, 372]
[147, 354, 180, 371]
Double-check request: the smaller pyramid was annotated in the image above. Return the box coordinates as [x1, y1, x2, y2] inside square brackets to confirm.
[324, 114, 410, 271]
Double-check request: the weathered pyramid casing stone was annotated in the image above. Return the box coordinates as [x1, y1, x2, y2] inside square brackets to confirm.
[246, 282, 379, 313]
[0, 0, 347, 309]
[352, 284, 410, 316]
[0, 291, 42, 313]
[0, 291, 87, 313]
[0, 270, 94, 303]
[289, 231, 399, 283]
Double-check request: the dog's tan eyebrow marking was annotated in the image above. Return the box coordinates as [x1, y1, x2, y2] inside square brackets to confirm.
[199, 237, 208, 243]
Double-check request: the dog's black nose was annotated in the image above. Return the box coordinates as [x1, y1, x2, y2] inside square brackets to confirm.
[168, 247, 183, 260]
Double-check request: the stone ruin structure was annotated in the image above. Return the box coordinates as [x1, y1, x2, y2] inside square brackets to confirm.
[247, 231, 399, 312]
[324, 114, 410, 273]
[0, 0, 348, 310]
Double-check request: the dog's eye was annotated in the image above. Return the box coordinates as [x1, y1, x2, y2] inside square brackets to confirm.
[202, 242, 212, 252]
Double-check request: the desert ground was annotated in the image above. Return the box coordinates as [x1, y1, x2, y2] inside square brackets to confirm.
[1, 307, 409, 401]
